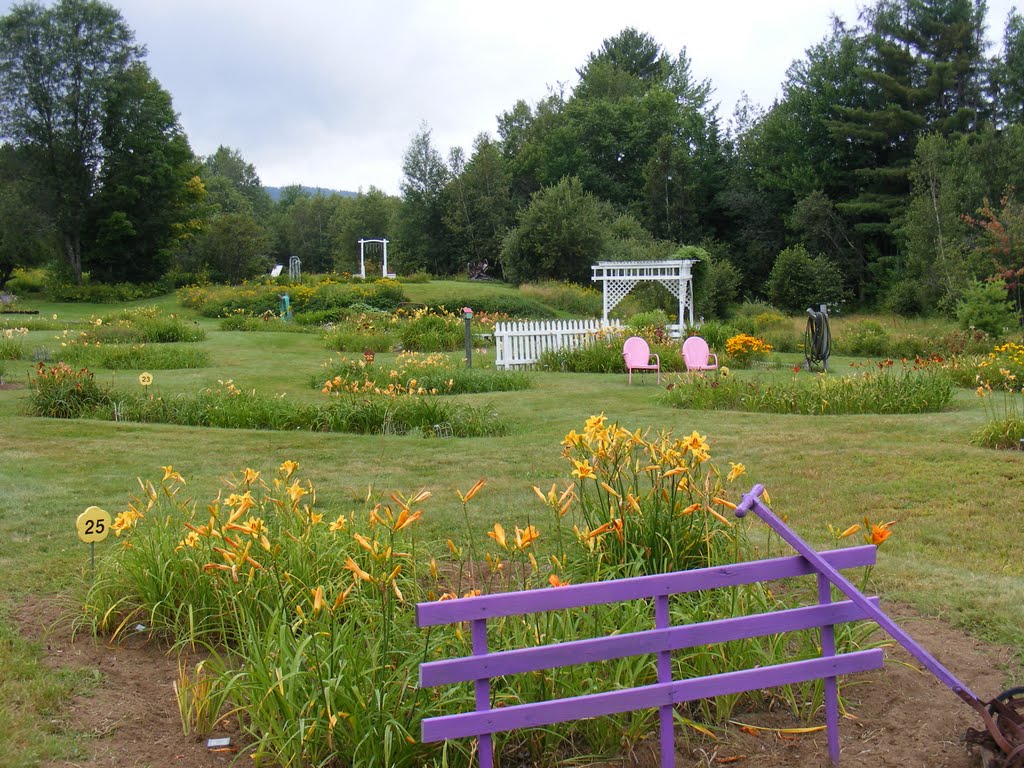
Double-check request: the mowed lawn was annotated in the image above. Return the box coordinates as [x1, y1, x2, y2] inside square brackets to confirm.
[1, 294, 1022, 764]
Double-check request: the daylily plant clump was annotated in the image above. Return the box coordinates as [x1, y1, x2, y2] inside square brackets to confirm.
[82, 417, 893, 767]
[724, 333, 773, 368]
[316, 350, 533, 396]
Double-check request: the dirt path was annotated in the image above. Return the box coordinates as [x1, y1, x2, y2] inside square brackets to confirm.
[15, 597, 1019, 767]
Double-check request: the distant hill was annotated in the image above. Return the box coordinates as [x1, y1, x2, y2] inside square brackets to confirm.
[264, 186, 358, 201]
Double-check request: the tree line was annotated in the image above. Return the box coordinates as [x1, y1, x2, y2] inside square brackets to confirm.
[1, 0, 1022, 320]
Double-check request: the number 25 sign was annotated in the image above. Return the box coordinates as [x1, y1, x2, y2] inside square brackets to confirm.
[75, 506, 111, 543]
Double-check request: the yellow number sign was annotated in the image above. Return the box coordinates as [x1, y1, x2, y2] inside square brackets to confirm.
[76, 506, 111, 543]
[138, 372, 153, 387]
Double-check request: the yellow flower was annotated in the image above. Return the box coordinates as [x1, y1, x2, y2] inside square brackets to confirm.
[487, 522, 508, 550]
[328, 514, 348, 532]
[571, 458, 596, 479]
[280, 460, 299, 477]
[726, 462, 746, 482]
[287, 481, 307, 505]
[514, 525, 540, 550]
[344, 556, 373, 582]
[242, 467, 260, 485]
[311, 586, 326, 615]
[161, 465, 185, 484]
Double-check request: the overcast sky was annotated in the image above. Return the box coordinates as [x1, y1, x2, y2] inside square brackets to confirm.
[6, 0, 1020, 193]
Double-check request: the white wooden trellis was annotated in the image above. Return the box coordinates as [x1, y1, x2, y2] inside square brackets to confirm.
[591, 259, 697, 335]
[493, 319, 621, 370]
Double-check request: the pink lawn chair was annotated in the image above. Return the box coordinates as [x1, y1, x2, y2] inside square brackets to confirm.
[622, 336, 660, 384]
[682, 336, 719, 372]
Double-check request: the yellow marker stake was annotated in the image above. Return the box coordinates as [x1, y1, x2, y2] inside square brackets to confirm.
[76, 506, 111, 573]
[138, 372, 153, 392]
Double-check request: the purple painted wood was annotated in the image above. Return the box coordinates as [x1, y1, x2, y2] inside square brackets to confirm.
[818, 574, 840, 764]
[472, 619, 493, 768]
[422, 650, 883, 742]
[421, 598, 880, 687]
[417, 546, 876, 627]
[655, 594, 673, 768]
[735, 484, 980, 705]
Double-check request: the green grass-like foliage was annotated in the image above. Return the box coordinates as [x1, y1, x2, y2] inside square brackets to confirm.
[315, 352, 533, 395]
[660, 367, 955, 414]
[86, 306, 206, 343]
[1, 327, 28, 360]
[538, 328, 685, 373]
[53, 341, 210, 370]
[218, 313, 316, 333]
[25, 363, 111, 418]
[27, 373, 509, 437]
[78, 419, 877, 766]
[178, 280, 407, 317]
[519, 280, 603, 316]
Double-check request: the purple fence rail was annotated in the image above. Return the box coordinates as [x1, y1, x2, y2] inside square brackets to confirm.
[417, 544, 883, 767]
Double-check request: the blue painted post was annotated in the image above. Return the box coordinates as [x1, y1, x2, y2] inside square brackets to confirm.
[818, 573, 840, 764]
[655, 594, 674, 768]
[472, 618, 493, 768]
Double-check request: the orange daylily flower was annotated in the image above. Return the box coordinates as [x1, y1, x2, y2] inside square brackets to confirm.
[514, 525, 540, 550]
[457, 479, 486, 503]
[487, 523, 508, 550]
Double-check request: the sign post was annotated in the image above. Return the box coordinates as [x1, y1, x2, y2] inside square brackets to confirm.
[75, 505, 111, 574]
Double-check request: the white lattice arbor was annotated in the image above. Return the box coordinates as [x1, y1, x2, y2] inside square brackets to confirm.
[591, 259, 697, 332]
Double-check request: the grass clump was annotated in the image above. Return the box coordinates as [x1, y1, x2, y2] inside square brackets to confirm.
[54, 339, 210, 370]
[0, 327, 28, 359]
[519, 280, 603, 316]
[538, 327, 685, 373]
[27, 374, 510, 437]
[660, 366, 954, 415]
[26, 362, 111, 418]
[84, 306, 206, 343]
[315, 352, 534, 395]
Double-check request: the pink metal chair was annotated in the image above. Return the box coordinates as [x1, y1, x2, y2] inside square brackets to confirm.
[682, 336, 718, 372]
[622, 336, 660, 384]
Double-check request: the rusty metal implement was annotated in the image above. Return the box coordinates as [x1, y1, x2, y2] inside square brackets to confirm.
[735, 484, 1024, 767]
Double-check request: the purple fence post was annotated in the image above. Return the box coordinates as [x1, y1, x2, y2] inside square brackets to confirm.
[655, 594, 674, 767]
[817, 574, 840, 765]
[473, 618, 493, 768]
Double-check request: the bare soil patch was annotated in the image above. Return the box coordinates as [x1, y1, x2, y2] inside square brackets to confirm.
[14, 596, 1019, 767]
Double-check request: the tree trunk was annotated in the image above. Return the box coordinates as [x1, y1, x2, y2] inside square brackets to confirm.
[64, 234, 82, 285]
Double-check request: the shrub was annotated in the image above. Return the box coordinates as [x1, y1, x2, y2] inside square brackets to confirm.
[48, 282, 166, 303]
[5, 267, 47, 294]
[427, 293, 555, 319]
[399, 310, 463, 351]
[519, 281, 603, 316]
[956, 280, 1019, 338]
[766, 246, 846, 313]
[724, 334, 773, 368]
[836, 321, 891, 357]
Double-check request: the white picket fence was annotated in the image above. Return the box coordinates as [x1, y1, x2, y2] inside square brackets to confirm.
[493, 319, 621, 369]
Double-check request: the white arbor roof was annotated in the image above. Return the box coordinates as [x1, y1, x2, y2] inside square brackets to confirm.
[591, 259, 698, 329]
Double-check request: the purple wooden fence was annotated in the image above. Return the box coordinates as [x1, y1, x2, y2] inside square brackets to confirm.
[417, 543, 883, 767]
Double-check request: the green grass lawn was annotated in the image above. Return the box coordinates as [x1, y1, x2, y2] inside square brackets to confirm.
[2, 292, 1023, 764]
